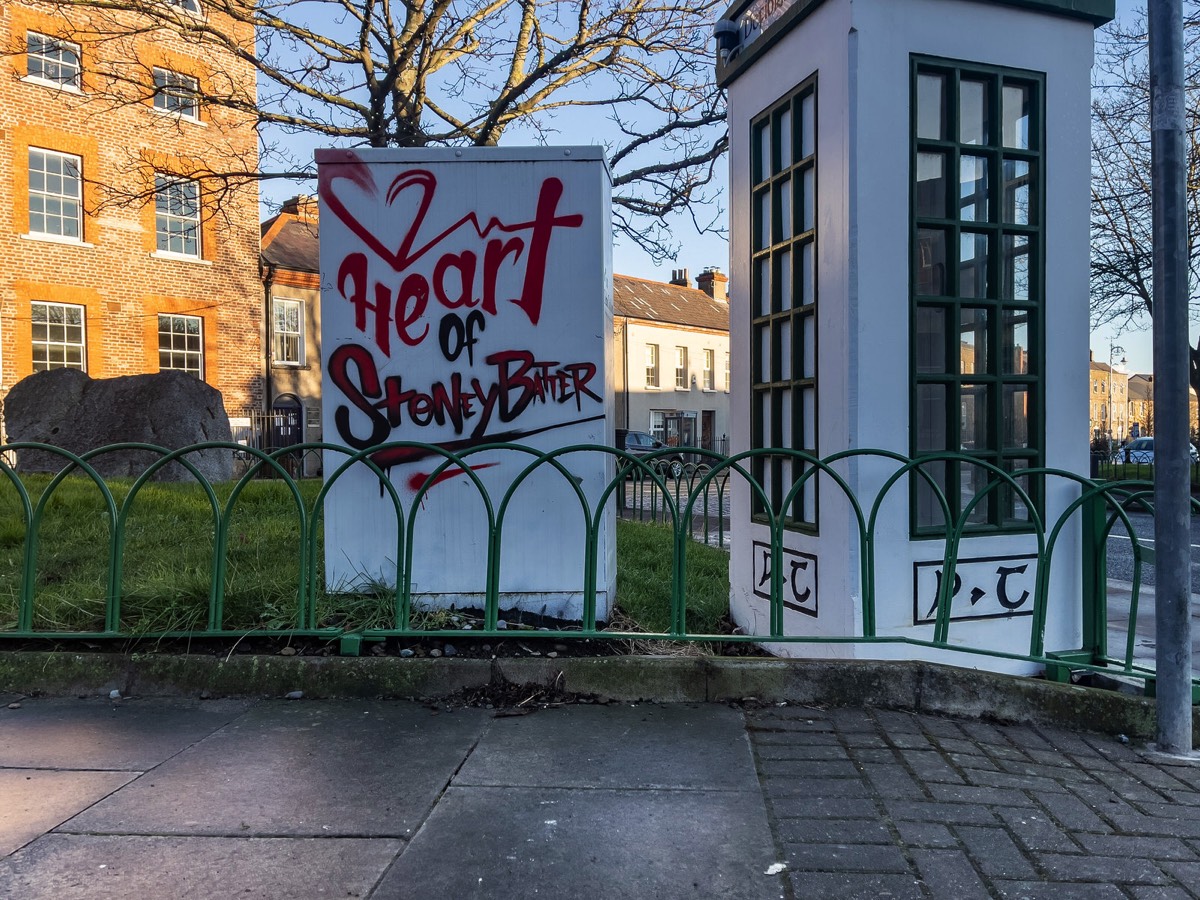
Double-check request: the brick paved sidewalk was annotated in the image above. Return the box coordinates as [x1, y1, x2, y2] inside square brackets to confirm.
[1, 695, 1198, 898]
[749, 705, 1200, 899]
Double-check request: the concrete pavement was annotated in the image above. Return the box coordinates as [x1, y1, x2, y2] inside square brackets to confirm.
[2, 695, 1199, 899]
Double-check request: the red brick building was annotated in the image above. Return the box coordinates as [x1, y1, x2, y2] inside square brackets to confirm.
[0, 1, 263, 418]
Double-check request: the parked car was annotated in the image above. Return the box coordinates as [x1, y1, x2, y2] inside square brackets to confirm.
[1111, 436, 1200, 464]
[616, 428, 685, 477]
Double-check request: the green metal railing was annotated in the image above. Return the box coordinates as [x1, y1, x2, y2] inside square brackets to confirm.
[0, 440, 1194, 698]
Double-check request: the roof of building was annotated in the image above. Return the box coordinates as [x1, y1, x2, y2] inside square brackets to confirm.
[261, 215, 320, 274]
[1128, 374, 1154, 402]
[613, 274, 729, 333]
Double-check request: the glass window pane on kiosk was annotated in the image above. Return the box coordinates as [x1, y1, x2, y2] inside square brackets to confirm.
[1003, 83, 1031, 149]
[916, 228, 947, 295]
[801, 241, 815, 305]
[758, 392, 772, 446]
[917, 384, 948, 451]
[756, 256, 771, 315]
[959, 79, 989, 145]
[959, 154, 989, 222]
[916, 306, 947, 374]
[916, 460, 949, 528]
[754, 121, 770, 183]
[777, 319, 792, 381]
[1003, 459, 1032, 523]
[777, 250, 792, 311]
[1003, 384, 1030, 448]
[960, 383, 989, 451]
[780, 390, 793, 445]
[916, 152, 948, 218]
[1002, 234, 1030, 301]
[959, 307, 988, 374]
[917, 73, 946, 140]
[802, 167, 815, 232]
[776, 177, 792, 241]
[760, 121, 772, 181]
[801, 387, 816, 449]
[801, 315, 816, 379]
[778, 107, 793, 168]
[1002, 310, 1030, 374]
[1003, 159, 1032, 225]
[964, 460, 993, 525]
[756, 192, 771, 250]
[959, 232, 990, 299]
[800, 93, 815, 158]
[759, 327, 772, 382]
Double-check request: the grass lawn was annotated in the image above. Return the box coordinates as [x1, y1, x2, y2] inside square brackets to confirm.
[0, 475, 730, 639]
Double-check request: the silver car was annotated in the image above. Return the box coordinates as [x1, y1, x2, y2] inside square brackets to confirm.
[1112, 436, 1200, 463]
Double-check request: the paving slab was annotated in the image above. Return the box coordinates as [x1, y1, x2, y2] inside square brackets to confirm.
[455, 703, 759, 790]
[0, 770, 135, 857]
[0, 833, 402, 899]
[62, 701, 489, 837]
[0, 698, 250, 769]
[374, 785, 781, 899]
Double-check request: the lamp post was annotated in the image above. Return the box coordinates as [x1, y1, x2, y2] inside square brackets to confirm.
[1108, 343, 1126, 458]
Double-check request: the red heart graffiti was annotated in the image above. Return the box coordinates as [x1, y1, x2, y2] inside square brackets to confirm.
[318, 156, 435, 272]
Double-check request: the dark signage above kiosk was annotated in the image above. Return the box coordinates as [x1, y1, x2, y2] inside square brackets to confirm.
[715, 0, 1115, 86]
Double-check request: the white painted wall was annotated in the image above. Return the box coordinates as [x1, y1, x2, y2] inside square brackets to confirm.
[726, 0, 1096, 671]
[317, 148, 614, 619]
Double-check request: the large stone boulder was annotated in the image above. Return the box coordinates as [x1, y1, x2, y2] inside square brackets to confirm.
[4, 369, 234, 482]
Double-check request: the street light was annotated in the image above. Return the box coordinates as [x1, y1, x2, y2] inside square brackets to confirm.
[1107, 343, 1126, 458]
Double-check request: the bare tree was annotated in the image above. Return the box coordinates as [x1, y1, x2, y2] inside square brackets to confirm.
[13, 0, 727, 260]
[1090, 5, 1200, 433]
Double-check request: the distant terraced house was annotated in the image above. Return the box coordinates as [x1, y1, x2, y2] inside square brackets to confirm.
[613, 268, 731, 456]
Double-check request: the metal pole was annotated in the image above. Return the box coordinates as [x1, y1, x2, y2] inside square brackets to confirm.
[1149, 0, 1194, 754]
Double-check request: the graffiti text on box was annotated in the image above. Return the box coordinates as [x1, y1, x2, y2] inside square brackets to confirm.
[912, 554, 1037, 625]
[328, 343, 601, 449]
[752, 541, 818, 618]
[322, 166, 583, 357]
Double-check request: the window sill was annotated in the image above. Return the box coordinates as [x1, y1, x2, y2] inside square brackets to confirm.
[675, 387, 691, 392]
[21, 75, 83, 94]
[22, 233, 93, 248]
[645, 385, 660, 391]
[149, 107, 206, 126]
[272, 361, 308, 369]
[150, 250, 211, 266]
[702, 388, 717, 393]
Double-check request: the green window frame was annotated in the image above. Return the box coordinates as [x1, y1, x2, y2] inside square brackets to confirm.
[750, 77, 817, 529]
[910, 56, 1044, 536]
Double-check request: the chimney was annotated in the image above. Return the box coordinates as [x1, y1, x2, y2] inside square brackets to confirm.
[669, 268, 690, 287]
[281, 195, 318, 222]
[696, 266, 729, 302]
